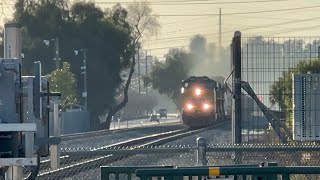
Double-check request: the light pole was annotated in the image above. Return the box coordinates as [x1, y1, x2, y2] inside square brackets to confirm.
[44, 37, 60, 69]
[74, 48, 88, 111]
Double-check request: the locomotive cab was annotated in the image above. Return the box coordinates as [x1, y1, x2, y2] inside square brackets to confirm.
[180, 76, 224, 127]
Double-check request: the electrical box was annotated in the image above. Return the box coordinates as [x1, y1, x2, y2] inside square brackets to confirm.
[293, 74, 320, 141]
[0, 58, 22, 158]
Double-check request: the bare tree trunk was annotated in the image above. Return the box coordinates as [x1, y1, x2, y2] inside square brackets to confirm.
[105, 55, 136, 129]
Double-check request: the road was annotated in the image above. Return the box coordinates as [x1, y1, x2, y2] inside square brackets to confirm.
[109, 116, 181, 130]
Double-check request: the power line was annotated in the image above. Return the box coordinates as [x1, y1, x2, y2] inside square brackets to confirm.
[3, 0, 13, 14]
[147, 24, 320, 54]
[234, 15, 296, 21]
[153, 5, 320, 16]
[147, 23, 320, 53]
[228, 16, 320, 33]
[95, 0, 288, 5]
[147, 45, 187, 50]
[149, 16, 320, 42]
[0, 2, 7, 19]
[161, 15, 296, 30]
[145, 25, 320, 51]
[153, 0, 289, 5]
[265, 24, 320, 36]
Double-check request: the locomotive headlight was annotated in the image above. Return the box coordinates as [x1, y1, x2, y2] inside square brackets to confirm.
[195, 88, 201, 96]
[203, 103, 210, 110]
[181, 87, 184, 94]
[187, 103, 193, 110]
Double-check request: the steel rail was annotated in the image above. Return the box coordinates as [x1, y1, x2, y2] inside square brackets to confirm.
[61, 116, 180, 141]
[37, 120, 229, 179]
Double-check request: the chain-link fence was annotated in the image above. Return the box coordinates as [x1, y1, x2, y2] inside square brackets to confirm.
[15, 144, 317, 179]
[2, 140, 320, 179]
[238, 36, 320, 143]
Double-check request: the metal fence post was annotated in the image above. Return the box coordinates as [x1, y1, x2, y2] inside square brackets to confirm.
[196, 137, 207, 166]
[50, 96, 60, 169]
[5, 166, 23, 180]
[233, 31, 242, 144]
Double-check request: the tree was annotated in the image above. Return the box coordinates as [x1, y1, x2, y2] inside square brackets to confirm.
[270, 59, 320, 126]
[149, 48, 195, 109]
[118, 91, 158, 119]
[14, 0, 134, 129]
[48, 62, 78, 109]
[104, 0, 160, 129]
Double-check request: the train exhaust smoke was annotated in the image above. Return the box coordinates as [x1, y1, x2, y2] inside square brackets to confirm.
[187, 34, 231, 84]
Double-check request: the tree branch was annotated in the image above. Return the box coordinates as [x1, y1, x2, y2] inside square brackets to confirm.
[104, 53, 136, 128]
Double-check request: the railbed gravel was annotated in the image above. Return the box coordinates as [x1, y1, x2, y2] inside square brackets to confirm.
[50, 123, 231, 180]
[60, 120, 186, 149]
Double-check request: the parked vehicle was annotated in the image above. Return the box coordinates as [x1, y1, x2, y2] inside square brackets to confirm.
[159, 109, 167, 119]
[150, 114, 159, 122]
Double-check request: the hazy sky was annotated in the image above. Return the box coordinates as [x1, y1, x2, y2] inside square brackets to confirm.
[2, 0, 320, 59]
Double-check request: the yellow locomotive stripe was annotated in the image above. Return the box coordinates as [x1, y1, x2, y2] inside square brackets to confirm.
[208, 167, 220, 176]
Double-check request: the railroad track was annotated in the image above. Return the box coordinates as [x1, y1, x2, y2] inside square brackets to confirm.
[36, 120, 228, 179]
[60, 128, 125, 141]
[61, 117, 181, 141]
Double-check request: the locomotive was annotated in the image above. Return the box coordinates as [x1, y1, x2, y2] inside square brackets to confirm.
[180, 76, 228, 127]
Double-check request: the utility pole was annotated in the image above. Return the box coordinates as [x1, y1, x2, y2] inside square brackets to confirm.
[54, 37, 60, 69]
[74, 48, 88, 111]
[83, 49, 88, 111]
[145, 50, 148, 93]
[137, 47, 141, 94]
[145, 50, 148, 76]
[219, 8, 222, 58]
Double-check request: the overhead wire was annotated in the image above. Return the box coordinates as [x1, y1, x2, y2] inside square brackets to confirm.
[147, 23, 320, 56]
[94, 1, 320, 57]
[147, 16, 320, 43]
[157, 21, 289, 41]
[265, 24, 320, 36]
[145, 23, 320, 52]
[3, 0, 13, 14]
[161, 15, 297, 28]
[95, 0, 289, 5]
[153, 5, 320, 16]
[149, 0, 289, 5]
[0, 2, 6, 19]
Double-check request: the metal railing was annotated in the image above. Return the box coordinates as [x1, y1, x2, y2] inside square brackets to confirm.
[98, 137, 320, 180]
[101, 166, 174, 180]
[135, 165, 320, 180]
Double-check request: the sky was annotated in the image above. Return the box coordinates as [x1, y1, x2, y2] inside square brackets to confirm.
[1, 0, 320, 59]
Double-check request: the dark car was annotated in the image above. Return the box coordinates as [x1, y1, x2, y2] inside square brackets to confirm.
[159, 109, 167, 119]
[150, 114, 159, 122]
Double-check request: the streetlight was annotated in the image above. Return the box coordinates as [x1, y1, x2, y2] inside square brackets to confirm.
[43, 37, 60, 69]
[74, 48, 88, 111]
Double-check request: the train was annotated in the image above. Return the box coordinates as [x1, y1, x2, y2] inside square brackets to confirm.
[180, 76, 231, 128]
